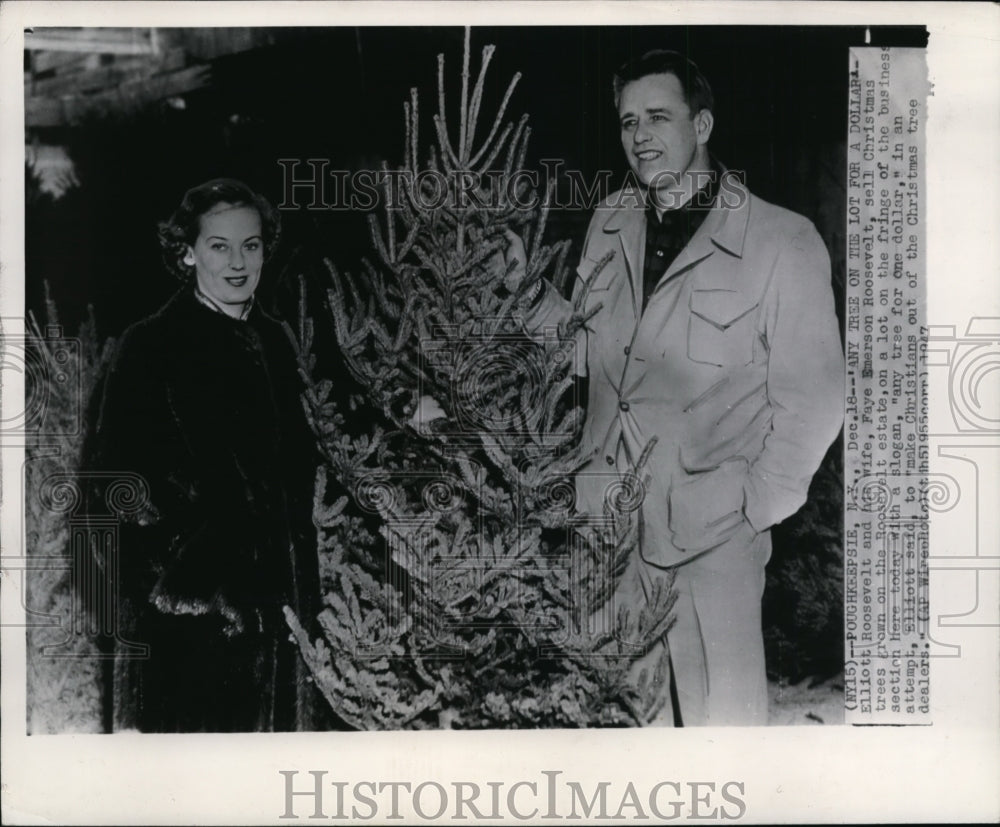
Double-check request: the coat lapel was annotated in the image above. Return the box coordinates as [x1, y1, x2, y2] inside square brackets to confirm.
[652, 173, 752, 295]
[661, 225, 716, 283]
[596, 175, 752, 315]
[601, 187, 645, 316]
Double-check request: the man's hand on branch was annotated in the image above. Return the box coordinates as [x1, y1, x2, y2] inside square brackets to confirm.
[500, 229, 528, 292]
[409, 395, 446, 428]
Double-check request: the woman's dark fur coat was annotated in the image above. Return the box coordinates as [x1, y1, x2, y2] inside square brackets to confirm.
[83, 288, 323, 732]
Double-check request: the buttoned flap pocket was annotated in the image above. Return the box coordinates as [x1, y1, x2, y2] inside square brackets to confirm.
[687, 289, 759, 367]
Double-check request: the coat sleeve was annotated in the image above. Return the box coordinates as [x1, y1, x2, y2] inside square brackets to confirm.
[743, 220, 845, 533]
[518, 268, 574, 333]
[89, 325, 249, 628]
[517, 210, 603, 375]
[88, 324, 183, 554]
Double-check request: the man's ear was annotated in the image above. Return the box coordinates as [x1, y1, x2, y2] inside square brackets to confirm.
[182, 247, 196, 267]
[694, 109, 714, 146]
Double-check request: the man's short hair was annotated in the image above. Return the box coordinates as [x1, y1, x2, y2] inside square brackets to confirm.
[612, 49, 714, 116]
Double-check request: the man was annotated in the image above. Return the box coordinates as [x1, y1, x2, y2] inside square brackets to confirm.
[521, 50, 844, 725]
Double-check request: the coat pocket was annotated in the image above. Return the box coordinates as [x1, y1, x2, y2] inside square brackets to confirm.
[687, 289, 758, 367]
[667, 456, 750, 553]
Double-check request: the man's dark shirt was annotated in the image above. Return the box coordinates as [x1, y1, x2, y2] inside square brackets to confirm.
[641, 163, 721, 314]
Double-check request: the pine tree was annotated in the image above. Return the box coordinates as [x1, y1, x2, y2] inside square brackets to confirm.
[24, 294, 115, 732]
[284, 30, 675, 729]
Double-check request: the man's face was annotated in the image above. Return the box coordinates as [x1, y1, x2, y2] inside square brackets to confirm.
[618, 72, 712, 191]
[183, 203, 263, 307]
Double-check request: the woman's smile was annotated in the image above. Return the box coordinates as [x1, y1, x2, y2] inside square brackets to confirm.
[183, 204, 264, 316]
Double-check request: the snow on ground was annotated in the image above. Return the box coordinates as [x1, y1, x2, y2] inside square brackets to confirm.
[768, 674, 844, 726]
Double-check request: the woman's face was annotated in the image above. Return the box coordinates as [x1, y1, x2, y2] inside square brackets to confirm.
[183, 203, 264, 309]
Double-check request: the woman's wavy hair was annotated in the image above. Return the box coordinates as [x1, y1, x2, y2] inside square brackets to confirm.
[157, 178, 282, 281]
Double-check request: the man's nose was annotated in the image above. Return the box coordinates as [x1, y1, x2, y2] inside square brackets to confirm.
[632, 123, 651, 144]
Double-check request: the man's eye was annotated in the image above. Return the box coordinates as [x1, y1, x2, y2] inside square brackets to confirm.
[651, 114, 668, 122]
[621, 119, 637, 130]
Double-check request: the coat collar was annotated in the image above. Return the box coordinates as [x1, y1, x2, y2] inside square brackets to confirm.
[600, 170, 751, 259]
[193, 285, 256, 321]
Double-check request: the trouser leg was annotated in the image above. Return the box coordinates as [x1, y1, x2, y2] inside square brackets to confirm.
[630, 526, 772, 727]
[671, 527, 771, 726]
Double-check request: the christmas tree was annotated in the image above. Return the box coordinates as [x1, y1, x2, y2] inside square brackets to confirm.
[284, 30, 675, 729]
[24, 295, 114, 732]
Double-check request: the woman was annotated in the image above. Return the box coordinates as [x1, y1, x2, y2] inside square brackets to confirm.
[85, 179, 322, 732]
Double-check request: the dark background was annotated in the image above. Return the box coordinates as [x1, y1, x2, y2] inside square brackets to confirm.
[26, 24, 928, 684]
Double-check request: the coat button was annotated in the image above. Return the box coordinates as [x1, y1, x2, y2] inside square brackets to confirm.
[606, 455, 615, 466]
[619, 400, 630, 412]
[624, 345, 631, 356]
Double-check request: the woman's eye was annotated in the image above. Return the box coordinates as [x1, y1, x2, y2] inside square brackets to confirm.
[245, 242, 261, 251]
[211, 243, 228, 252]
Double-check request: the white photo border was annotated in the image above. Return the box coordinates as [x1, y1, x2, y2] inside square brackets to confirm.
[2, 2, 998, 824]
